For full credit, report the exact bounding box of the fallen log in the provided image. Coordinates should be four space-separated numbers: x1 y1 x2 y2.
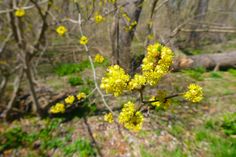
172 51 236 71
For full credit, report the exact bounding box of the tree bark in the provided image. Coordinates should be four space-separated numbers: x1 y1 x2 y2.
188 0 209 47
112 0 144 72
1 69 23 120
172 51 236 71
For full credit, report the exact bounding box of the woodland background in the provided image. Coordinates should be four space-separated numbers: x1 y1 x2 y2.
0 0 236 156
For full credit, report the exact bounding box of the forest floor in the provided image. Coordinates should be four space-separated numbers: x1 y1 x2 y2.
1 44 236 157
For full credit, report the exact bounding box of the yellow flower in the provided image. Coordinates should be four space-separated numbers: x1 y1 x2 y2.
95 14 104 23
141 43 174 86
15 8 25 17
56 25 67 36
65 95 75 105
80 36 88 45
149 91 171 110
149 96 161 108
128 74 146 90
94 54 105 63
76 92 86 101
184 84 203 103
49 103 65 114
100 65 130 96
118 101 144 132
104 113 114 123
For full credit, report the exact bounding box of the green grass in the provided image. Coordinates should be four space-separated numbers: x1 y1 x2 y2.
54 58 110 76
182 67 206 81
0 127 27 152
210 71 222 79
54 61 91 76
0 118 61 152
0 118 97 156
168 123 185 138
63 138 96 157
68 76 83 86
196 129 236 157
141 146 155 157
221 112 236 136
228 68 236 77
161 148 187 157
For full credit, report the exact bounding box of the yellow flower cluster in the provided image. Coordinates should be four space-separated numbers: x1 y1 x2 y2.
149 91 171 109
104 112 114 123
80 36 88 45
184 84 203 103
15 8 25 17
94 54 105 63
49 92 87 114
76 92 86 101
118 101 144 132
142 43 174 86
95 14 104 23
65 95 75 105
100 65 130 96
56 25 67 36
49 103 65 114
128 74 146 90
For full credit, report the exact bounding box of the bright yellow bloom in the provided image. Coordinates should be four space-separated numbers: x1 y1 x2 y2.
128 74 146 90
49 103 65 114
94 54 105 63
118 101 144 132
65 95 75 105
141 43 174 86
95 14 104 23
184 84 203 103
104 112 114 123
15 8 25 17
80 36 88 45
56 25 67 36
149 96 161 108
100 65 130 96
76 92 86 101
149 91 171 109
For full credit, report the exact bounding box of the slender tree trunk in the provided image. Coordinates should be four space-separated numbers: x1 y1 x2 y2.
1 69 23 120
24 58 42 115
145 0 159 46
112 0 144 72
0 76 8 100
188 0 209 47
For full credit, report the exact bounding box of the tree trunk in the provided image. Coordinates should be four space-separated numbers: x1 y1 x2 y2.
172 51 236 71
188 0 209 47
145 0 159 46
1 69 23 120
112 0 144 72
24 59 42 116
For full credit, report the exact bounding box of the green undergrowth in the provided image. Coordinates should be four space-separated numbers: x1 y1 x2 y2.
0 118 96 156
228 68 236 77
54 58 109 76
68 76 83 86
195 129 236 157
182 67 206 81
